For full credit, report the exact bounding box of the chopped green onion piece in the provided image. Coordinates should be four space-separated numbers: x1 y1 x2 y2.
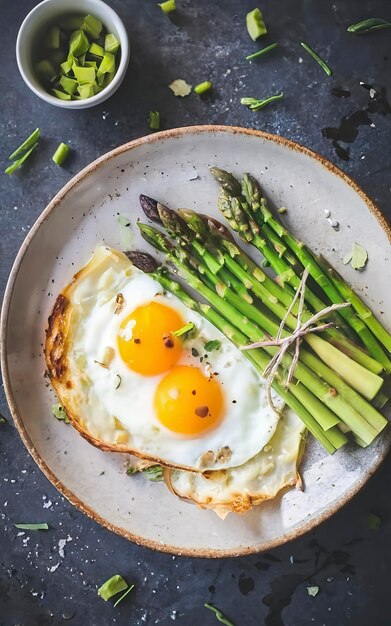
148 110 160 130
368 513 381 530
113 584 134 607
204 603 236 626
300 42 333 76
347 18 391 34
78 53 86 66
0 415 7 424
69 29 90 57
82 14 103 40
277 206 287 214
15 523 49 530
89 42 105 58
97 52 115 83
52 403 70 422
51 88 72 100
169 79 192 97
59 75 78 95
240 92 284 111
158 0 176 14
73 65 96 84
126 466 139 475
194 80 213 95
35 59 57 82
8 128 40 161
142 465 163 481
5 144 38 175
307 586 320 597
52 143 71 166
245 42 278 60
98 575 128 601
246 8 267 41
118 214 133 248
44 25 60 49
172 322 195 337
104 33 120 54
204 339 221 352
76 83 95 98
60 58 74 75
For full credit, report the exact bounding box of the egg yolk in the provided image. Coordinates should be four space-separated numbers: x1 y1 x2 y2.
154 365 224 437
118 302 184 376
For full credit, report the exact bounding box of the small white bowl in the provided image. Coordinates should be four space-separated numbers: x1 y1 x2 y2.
16 0 130 109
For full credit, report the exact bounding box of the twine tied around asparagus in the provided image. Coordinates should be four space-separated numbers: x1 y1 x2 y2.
241 268 351 412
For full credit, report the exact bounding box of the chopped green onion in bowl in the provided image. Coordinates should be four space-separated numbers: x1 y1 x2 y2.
33 14 121 101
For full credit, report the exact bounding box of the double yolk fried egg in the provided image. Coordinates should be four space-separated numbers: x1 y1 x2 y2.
45 246 284 472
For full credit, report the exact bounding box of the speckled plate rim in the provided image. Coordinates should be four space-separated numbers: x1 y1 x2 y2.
1 125 390 558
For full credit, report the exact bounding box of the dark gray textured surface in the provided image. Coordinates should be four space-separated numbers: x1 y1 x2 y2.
1 1 390 625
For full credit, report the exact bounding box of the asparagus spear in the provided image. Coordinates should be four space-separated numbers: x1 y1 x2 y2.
229 169 391 371
138 221 384 444
317 254 391 354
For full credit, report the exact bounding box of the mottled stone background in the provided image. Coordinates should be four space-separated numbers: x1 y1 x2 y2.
1 1 390 625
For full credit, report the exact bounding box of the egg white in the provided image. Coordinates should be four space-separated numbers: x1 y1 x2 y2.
60 247 283 471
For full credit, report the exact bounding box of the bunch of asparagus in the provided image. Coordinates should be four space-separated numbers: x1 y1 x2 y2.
133 169 390 454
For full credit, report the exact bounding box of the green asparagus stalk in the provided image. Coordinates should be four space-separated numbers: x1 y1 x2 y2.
238 170 391 371
317 254 391 354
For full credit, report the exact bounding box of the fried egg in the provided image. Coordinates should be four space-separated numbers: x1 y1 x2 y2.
45 246 283 471
167 408 305 517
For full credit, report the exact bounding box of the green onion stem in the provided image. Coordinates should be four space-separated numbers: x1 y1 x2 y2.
300 42 333 76
245 42 278 60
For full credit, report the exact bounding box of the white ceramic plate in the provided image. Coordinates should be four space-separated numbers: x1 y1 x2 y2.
2 126 390 557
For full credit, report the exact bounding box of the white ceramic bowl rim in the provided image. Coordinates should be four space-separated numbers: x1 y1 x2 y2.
16 0 129 109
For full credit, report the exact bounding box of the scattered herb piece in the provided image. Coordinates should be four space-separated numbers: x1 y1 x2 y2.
158 0 176 14
172 322 195 337
368 513 381 530
245 42 278 60
246 8 267 41
52 142 70 166
113 584 134 607
204 339 221 352
98 575 128 601
118 214 133 248
114 374 121 390
192 348 199 357
126 466 139 475
0 415 7 424
300 42 333 76
8 128 40 161
307 585 320 597
148 110 160 130
347 18 391 34
204 603 236 626
277 207 287 214
169 79 192 97
241 92 284 111
5 144 38 176
194 81 213 95
52 403 70 423
343 242 368 270
15 523 49 530
143 465 163 481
